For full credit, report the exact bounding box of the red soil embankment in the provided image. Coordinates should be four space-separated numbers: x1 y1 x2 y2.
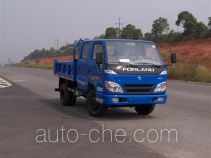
30 54 73 64
159 38 211 69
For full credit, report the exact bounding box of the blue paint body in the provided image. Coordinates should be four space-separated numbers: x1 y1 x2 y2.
54 39 168 107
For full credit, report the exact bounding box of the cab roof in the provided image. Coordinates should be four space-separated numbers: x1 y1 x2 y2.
82 39 155 44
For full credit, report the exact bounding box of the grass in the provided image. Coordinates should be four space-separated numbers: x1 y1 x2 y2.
13 61 53 69
168 63 211 83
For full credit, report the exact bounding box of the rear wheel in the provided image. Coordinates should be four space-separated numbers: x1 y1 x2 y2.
60 83 76 106
135 104 155 115
87 89 107 117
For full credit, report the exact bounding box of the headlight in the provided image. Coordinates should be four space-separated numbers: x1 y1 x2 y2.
104 69 117 74
160 70 167 75
105 81 123 93
154 82 167 92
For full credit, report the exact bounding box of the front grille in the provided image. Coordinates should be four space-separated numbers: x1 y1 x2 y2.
124 84 154 93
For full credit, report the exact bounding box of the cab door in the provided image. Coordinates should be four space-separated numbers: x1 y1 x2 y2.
77 42 90 91
86 42 104 92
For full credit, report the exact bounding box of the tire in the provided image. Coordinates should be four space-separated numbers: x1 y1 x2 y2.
87 89 107 117
60 83 76 106
135 104 155 115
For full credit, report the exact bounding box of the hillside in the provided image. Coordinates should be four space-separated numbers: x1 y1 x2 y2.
159 38 211 70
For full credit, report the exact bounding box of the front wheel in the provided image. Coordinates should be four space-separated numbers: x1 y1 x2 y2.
135 104 155 115
87 89 107 117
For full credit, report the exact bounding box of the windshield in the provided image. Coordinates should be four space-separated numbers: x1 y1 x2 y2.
106 41 164 65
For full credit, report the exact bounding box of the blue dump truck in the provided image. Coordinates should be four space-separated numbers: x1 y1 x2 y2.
54 39 176 117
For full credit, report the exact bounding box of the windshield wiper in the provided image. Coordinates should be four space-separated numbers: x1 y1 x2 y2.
108 62 131 65
108 62 138 68
108 62 162 68
133 63 162 68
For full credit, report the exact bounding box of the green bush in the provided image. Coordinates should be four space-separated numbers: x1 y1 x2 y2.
168 63 211 83
13 62 53 69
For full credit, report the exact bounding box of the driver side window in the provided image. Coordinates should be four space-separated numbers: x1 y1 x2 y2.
92 44 103 60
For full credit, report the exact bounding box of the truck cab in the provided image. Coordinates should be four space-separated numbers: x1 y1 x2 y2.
54 39 176 117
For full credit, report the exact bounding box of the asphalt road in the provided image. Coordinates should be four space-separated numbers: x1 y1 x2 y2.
0 66 210 158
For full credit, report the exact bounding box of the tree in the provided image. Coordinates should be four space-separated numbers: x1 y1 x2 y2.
121 24 143 39
176 11 198 37
22 42 75 61
194 22 208 38
94 34 105 39
208 17 211 37
151 17 170 36
208 17 211 30
144 32 155 41
50 47 55 53
59 43 73 53
166 30 182 42
105 27 118 39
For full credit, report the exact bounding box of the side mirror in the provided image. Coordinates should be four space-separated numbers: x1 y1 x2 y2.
171 53 177 64
96 52 103 65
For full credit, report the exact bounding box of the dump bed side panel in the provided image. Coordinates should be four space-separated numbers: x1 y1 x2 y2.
54 60 76 81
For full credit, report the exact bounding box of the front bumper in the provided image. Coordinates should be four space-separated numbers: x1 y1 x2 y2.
99 93 167 107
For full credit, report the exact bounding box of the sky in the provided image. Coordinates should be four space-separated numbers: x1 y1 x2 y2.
0 0 211 64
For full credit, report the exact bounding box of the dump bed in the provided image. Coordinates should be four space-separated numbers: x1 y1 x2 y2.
54 60 76 81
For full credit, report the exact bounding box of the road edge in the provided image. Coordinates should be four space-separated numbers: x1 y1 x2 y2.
169 79 211 86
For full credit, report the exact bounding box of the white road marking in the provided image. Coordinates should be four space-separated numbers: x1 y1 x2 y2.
12 79 28 82
0 77 12 88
